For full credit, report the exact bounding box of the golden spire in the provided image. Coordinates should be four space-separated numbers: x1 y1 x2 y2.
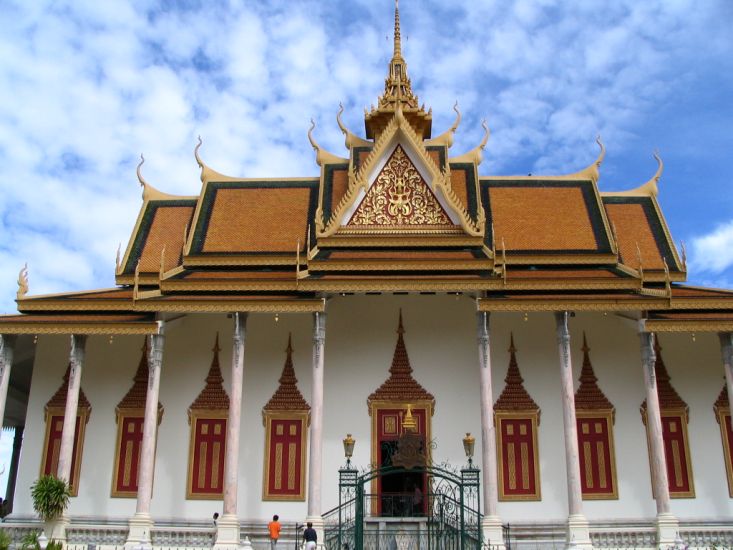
365 0 432 140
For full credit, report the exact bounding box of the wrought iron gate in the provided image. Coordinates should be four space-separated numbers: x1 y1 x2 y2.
324 464 481 550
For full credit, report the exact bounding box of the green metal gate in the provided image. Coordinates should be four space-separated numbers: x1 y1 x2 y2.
324 463 481 550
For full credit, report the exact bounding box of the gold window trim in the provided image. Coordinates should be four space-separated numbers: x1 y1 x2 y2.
262 410 309 501
576 410 618 500
642 408 695 499
369 400 434 515
40 407 90 497
495 411 541 502
111 409 162 498
186 410 228 500
716 407 733 498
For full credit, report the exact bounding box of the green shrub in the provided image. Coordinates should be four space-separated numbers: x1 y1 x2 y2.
30 475 70 522
19 532 40 550
0 529 11 550
45 541 63 550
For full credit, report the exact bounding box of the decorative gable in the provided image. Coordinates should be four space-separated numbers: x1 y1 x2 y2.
348 145 452 228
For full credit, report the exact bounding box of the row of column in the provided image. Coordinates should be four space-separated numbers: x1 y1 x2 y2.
1 316 732 549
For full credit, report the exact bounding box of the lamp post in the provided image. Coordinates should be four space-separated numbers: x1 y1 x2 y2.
463 432 475 468
343 433 355 469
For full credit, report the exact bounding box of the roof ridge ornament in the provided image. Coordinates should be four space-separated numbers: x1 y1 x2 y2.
426 102 462 147
602 150 663 198
337 103 372 148
16 263 28 300
308 118 348 166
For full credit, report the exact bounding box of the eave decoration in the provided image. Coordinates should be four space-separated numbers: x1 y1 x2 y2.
262 334 310 501
574 333 618 500
187 334 230 499
713 384 733 497
41 365 92 496
640 338 694 498
494 334 541 501
112 339 164 498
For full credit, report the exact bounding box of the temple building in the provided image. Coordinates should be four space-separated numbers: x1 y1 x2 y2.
1 3 733 550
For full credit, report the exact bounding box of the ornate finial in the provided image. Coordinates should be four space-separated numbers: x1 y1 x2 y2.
397 309 405 334
136 154 149 195
479 119 490 150
307 118 318 151
16 263 28 300
595 135 606 167
213 332 220 353
286 333 293 355
509 332 516 353
115 243 121 272
394 0 402 58
194 136 203 168
582 331 589 353
337 103 347 136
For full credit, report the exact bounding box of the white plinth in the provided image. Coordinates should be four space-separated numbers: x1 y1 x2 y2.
655 512 680 549
213 514 241 550
125 513 154 550
566 514 593 550
482 515 506 550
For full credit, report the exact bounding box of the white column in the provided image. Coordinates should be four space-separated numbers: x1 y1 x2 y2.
58 334 86 484
554 312 591 550
476 311 504 549
215 313 248 550
127 323 165 550
720 333 733 422
0 334 17 430
307 311 326 544
639 326 678 548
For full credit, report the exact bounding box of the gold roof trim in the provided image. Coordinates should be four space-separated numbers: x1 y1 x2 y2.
602 152 663 198
308 119 349 166
337 103 372 149
447 120 490 165
477 297 668 312
424 102 461 148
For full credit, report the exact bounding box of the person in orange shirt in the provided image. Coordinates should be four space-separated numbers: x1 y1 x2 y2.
268 514 281 550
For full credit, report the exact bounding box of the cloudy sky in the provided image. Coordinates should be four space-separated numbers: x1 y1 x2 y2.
0 0 732 313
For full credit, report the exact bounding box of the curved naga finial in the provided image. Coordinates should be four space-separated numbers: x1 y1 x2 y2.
447 118 490 165
425 101 462 147
595 135 606 168
308 118 348 166
602 148 662 197
566 136 604 183
479 119 490 150
17 263 28 300
337 103 372 149
307 118 318 151
136 154 149 192
115 243 122 273
194 135 204 169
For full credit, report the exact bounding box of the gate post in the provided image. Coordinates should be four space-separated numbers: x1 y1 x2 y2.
338 466 358 550
461 466 481 550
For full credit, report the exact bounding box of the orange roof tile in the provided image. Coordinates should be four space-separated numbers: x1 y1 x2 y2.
604 202 665 270
263 335 310 412
180 270 294 280
138 204 195 272
495 334 540 413
190 334 230 411
367 312 435 407
489 184 602 251
507 269 624 280
330 168 349 215
202 187 313 253
449 168 469 212
327 250 477 260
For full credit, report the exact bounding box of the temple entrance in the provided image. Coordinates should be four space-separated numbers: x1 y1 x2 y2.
324 462 482 550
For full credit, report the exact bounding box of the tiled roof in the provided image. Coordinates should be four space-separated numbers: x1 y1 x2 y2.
189 334 230 411
641 339 688 413
367 312 435 407
123 202 195 274
263 335 310 412
193 182 318 254
604 200 665 270
507 268 627 280
495 334 540 413
117 339 163 412
45 365 92 411
0 313 153 324
326 250 478 260
574 333 614 412
485 181 610 253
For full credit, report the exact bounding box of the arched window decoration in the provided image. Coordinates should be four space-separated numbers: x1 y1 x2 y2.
714 385 733 497
640 339 694 498
112 339 163 497
187 335 229 499
41 365 92 496
495 335 541 501
262 335 310 501
574 334 618 499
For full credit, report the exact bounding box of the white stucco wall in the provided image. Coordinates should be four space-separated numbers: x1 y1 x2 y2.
12 294 733 525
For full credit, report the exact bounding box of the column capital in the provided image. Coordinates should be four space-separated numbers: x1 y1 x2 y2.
313 311 326 345
476 311 489 345
719 332 733 353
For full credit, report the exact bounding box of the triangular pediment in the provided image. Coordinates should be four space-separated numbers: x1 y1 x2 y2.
347 145 453 228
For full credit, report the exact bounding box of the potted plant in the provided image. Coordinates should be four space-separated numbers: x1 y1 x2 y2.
30 475 70 543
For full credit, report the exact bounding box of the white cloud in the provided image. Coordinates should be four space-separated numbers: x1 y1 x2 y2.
689 220 733 275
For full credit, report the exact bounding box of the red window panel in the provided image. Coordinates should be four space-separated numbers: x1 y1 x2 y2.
577 417 616 498
661 414 694 496
113 416 145 495
498 417 539 499
722 413 733 496
190 418 226 497
267 419 304 497
42 414 83 494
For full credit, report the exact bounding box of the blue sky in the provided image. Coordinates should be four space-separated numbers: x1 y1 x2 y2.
1 0 732 313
